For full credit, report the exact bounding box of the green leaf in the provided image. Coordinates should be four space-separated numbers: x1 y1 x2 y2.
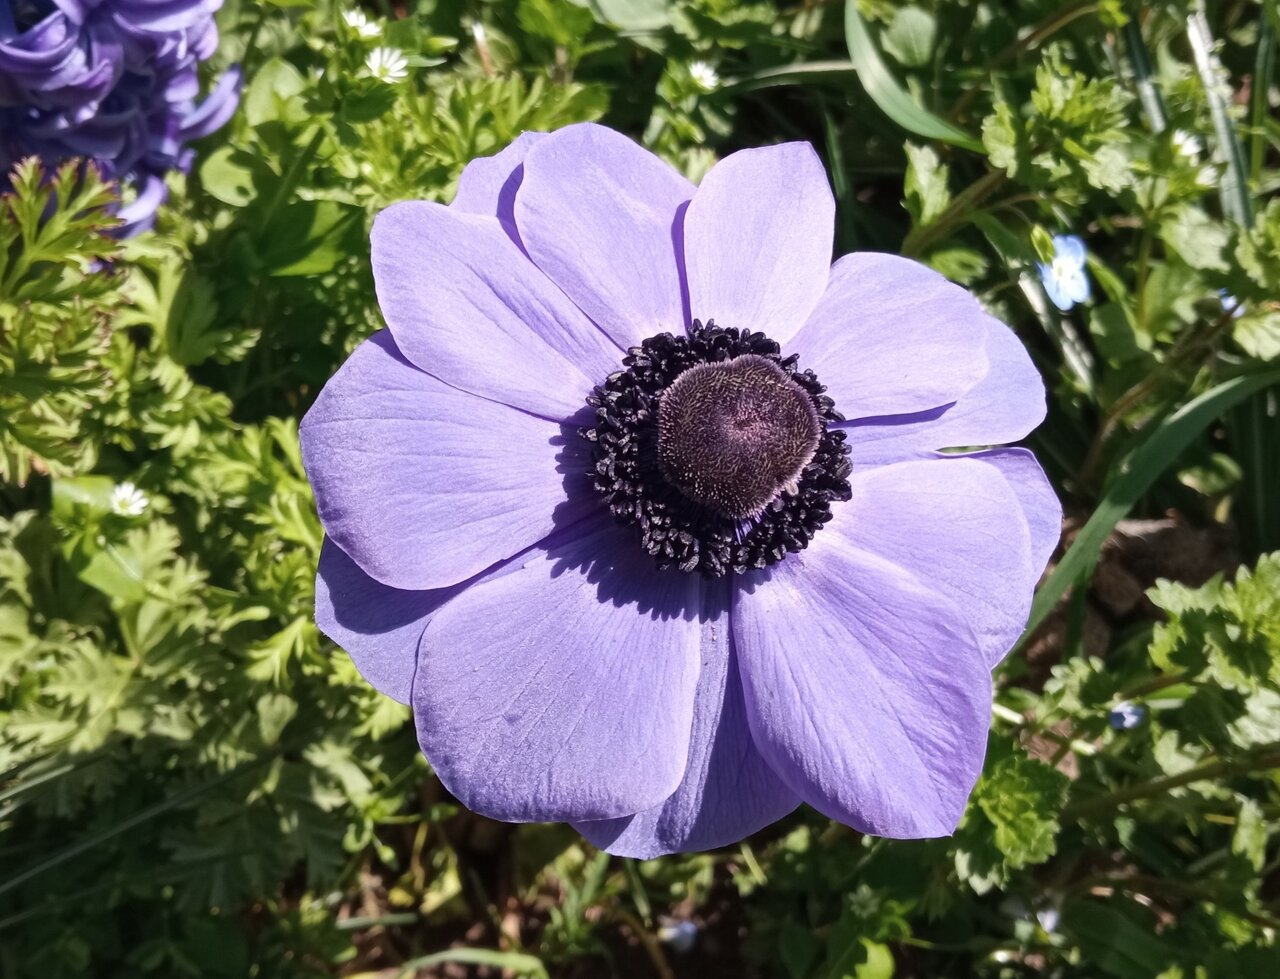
982 101 1020 175
0 759 270 900
844 3 982 152
51 475 116 522
1030 225 1056 263
256 693 298 746
519 0 597 48
823 937 893 979
258 201 362 277
1020 369 1280 643
779 919 821 979
1147 553 1280 692
925 245 988 284
722 60 862 95
1064 899 1177 979
588 0 667 32
903 143 950 225
1162 205 1232 272
881 7 936 69
1236 200 1280 290
976 753 1069 868
1089 302 1148 365
1232 798 1267 873
339 81 399 125
244 58 308 128
198 147 263 208
1235 311 1280 361
120 258 221 367
1080 143 1132 194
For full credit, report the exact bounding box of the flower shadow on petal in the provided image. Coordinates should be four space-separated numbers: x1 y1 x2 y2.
672 199 692 329
413 422 707 822
496 161 527 250
546 413 704 625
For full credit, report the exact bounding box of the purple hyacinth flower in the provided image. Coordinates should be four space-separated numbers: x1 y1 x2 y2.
0 0 238 235
300 124 1062 858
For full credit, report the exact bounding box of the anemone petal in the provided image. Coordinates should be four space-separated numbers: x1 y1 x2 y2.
414 513 704 822
575 579 799 857
516 122 693 350
683 142 834 346
788 252 991 420
300 330 594 592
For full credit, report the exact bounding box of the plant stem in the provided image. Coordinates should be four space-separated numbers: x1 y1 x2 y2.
1064 745 1280 820
947 3 1099 123
257 126 326 234
1078 305 1238 489
902 169 1006 257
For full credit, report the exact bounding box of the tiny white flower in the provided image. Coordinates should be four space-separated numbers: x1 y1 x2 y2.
343 8 380 39
110 481 149 517
1195 162 1219 186
365 46 408 84
689 60 720 92
1171 129 1203 160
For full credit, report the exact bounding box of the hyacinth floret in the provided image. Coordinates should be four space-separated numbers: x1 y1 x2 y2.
0 0 240 235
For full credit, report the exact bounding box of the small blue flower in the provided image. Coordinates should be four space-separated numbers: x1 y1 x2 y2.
1109 700 1146 730
1218 289 1245 320
1038 234 1091 312
657 920 698 954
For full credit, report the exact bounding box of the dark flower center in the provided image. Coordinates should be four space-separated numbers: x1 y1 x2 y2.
582 321 852 578
657 354 820 519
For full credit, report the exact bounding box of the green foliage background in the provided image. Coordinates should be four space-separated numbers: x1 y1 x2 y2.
2 1 1280 976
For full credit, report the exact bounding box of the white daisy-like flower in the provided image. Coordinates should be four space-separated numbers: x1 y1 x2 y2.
110 481 149 517
1171 129 1204 160
343 8 380 39
365 46 408 84
689 60 720 92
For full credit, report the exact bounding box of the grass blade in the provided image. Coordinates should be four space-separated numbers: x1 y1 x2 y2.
843 4 983 152
721 60 859 94
1187 4 1253 226
1251 8 1276 182
389 949 549 979
1123 19 1167 133
1018 368 1280 644
0 757 268 899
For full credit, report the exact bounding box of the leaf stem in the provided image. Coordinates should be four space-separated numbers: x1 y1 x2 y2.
1064 745 1280 820
257 126 326 235
901 169 1006 256
1078 305 1239 489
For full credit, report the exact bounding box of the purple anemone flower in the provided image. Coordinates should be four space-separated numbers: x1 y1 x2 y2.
0 0 239 235
300 124 1063 858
